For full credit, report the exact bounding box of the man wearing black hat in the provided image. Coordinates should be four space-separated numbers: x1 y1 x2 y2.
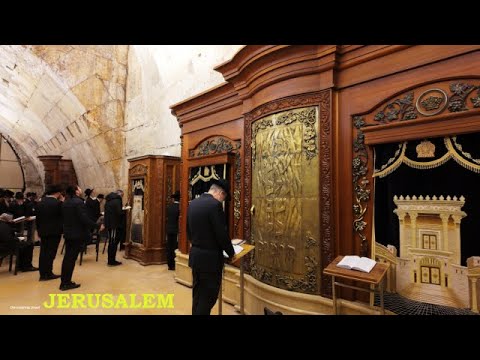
186 178 235 315
84 188 101 223
166 190 180 270
9 192 38 272
36 184 64 281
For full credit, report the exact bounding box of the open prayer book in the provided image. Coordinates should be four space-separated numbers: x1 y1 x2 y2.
336 255 376 273
122 205 132 210
232 239 246 246
12 216 26 223
223 244 243 258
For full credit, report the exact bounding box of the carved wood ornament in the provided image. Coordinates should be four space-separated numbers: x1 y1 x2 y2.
129 164 148 177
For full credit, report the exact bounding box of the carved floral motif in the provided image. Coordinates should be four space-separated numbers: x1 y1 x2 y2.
374 92 417 123
352 116 370 257
129 164 148 177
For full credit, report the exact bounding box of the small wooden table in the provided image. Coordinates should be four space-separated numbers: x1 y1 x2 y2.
323 255 390 315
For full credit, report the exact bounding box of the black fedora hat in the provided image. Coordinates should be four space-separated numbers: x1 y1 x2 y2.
171 190 180 200
212 179 231 201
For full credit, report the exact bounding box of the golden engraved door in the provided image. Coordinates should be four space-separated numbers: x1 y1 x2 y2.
421 266 441 285
250 107 320 294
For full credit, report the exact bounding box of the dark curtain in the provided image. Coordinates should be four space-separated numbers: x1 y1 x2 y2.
374 136 480 265
189 164 231 231
374 142 403 171
189 164 226 200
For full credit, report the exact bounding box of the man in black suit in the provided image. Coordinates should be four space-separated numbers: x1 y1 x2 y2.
0 213 36 271
9 192 38 272
187 179 234 315
84 188 101 223
104 189 124 266
60 185 103 291
166 190 180 270
36 184 64 281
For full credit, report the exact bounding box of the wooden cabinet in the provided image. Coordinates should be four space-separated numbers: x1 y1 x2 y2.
38 155 78 191
124 155 180 265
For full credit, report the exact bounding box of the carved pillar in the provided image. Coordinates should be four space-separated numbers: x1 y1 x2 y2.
440 213 450 253
452 214 462 265
397 211 407 257
471 278 479 313
409 212 418 249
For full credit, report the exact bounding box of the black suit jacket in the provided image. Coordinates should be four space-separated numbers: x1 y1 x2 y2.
62 196 99 240
85 197 101 222
104 192 123 229
166 202 180 234
36 196 63 237
0 221 16 253
187 193 234 272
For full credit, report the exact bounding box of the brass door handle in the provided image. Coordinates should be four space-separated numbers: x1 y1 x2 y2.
250 205 255 216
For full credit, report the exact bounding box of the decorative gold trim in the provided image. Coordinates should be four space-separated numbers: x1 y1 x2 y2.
373 143 406 178
451 136 480 165
446 137 480 173
403 151 451 170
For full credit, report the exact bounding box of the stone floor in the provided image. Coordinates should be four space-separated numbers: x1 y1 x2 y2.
0 242 238 315
374 292 479 315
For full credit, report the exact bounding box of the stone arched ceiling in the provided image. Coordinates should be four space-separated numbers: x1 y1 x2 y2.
0 45 128 194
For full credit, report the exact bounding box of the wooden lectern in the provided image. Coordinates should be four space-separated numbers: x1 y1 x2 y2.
323 255 389 315
219 244 255 315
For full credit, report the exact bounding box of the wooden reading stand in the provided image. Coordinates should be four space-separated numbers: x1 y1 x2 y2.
323 255 389 315
218 244 255 315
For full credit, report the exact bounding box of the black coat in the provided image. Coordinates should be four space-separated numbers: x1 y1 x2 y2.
36 196 63 237
9 201 26 232
187 193 234 272
85 197 101 222
104 192 123 229
24 199 36 217
62 196 98 240
0 199 9 215
166 202 180 234
0 221 15 253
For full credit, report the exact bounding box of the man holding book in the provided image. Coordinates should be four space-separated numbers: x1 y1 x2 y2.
187 179 235 315
0 213 37 272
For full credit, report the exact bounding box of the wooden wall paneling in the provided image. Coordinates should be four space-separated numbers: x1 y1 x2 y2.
171 45 480 304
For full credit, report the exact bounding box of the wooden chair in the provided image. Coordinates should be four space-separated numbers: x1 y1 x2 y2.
79 229 101 265
0 245 20 275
